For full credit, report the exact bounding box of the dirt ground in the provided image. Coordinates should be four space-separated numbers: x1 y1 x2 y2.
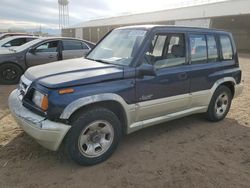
0 54 250 188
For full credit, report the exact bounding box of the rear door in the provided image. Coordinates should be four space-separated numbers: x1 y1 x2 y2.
187 33 235 108
62 40 90 60
26 40 59 67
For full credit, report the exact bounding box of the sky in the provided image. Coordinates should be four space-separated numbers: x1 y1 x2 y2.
0 0 225 30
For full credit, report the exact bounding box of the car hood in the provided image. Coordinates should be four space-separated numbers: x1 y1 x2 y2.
24 58 124 88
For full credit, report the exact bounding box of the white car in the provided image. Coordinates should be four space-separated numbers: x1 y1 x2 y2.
0 36 38 49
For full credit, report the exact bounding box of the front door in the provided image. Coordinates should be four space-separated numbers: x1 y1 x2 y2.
135 32 190 121
26 40 59 67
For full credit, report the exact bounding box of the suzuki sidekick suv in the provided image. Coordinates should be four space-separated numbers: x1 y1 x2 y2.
8 25 243 166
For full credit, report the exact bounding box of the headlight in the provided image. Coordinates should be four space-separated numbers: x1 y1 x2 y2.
32 90 48 111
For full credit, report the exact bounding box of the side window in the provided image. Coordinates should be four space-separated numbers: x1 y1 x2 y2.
144 33 186 69
207 35 219 62
220 35 233 60
4 38 26 47
63 40 83 51
35 41 59 53
190 34 207 64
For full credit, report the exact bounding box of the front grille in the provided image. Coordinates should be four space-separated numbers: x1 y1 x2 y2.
17 76 32 101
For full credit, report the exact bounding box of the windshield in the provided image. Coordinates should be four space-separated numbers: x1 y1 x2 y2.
13 38 42 52
87 29 147 66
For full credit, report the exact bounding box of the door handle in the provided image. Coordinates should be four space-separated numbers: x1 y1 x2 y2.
178 73 187 80
48 55 54 58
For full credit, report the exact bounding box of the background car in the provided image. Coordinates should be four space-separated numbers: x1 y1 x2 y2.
0 36 38 49
0 33 35 40
0 37 95 84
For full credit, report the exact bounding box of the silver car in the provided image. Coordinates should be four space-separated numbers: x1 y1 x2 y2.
0 36 38 49
0 37 95 84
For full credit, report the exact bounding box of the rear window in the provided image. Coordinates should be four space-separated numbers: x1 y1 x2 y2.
220 35 233 60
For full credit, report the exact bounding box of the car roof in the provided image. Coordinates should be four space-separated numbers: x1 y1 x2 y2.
39 37 95 44
2 35 39 40
117 25 230 34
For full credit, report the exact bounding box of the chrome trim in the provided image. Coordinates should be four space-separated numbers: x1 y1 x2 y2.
17 75 32 101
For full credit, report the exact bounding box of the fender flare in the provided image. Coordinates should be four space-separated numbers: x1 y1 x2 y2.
60 93 134 125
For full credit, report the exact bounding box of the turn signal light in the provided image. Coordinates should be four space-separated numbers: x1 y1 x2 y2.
58 88 75 95
41 96 49 111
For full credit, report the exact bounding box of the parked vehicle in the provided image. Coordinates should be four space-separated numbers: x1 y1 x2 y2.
0 36 38 49
0 37 95 84
0 33 34 40
8 25 243 166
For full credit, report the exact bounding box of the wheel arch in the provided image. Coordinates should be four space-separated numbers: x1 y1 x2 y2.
0 61 25 73
60 94 131 134
212 77 236 98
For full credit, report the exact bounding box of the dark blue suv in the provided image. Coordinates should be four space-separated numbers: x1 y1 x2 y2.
8 25 243 165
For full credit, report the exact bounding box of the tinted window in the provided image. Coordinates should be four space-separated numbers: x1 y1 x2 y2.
220 35 233 60
35 41 58 53
207 35 219 62
144 33 186 69
4 38 26 47
190 34 207 64
27 38 36 42
63 40 83 50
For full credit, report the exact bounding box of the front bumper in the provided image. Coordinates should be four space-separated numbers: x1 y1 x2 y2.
234 83 244 98
8 89 71 151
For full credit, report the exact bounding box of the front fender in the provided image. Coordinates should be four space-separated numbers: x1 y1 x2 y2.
60 93 136 127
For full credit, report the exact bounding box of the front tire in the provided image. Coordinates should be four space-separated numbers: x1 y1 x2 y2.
65 107 122 166
206 85 232 122
0 63 23 84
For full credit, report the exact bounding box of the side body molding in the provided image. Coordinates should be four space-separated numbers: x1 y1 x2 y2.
60 93 136 126
60 77 238 134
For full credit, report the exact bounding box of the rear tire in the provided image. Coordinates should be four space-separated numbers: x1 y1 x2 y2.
65 107 122 166
0 63 23 84
206 85 232 122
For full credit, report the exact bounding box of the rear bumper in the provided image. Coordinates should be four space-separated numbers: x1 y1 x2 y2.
234 83 243 98
8 89 71 151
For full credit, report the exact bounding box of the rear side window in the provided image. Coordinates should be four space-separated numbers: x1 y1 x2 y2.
220 35 233 60
207 35 219 62
190 34 207 64
63 40 83 50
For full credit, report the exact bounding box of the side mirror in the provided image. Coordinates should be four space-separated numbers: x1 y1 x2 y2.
29 48 36 54
137 63 156 77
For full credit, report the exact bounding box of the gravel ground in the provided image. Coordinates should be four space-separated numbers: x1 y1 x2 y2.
0 54 250 188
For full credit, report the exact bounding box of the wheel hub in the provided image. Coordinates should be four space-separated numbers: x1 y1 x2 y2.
89 132 102 143
78 120 114 158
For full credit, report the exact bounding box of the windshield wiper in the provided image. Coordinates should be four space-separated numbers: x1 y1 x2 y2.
93 59 111 65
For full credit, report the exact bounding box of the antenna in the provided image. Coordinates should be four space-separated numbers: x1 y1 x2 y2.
58 0 69 30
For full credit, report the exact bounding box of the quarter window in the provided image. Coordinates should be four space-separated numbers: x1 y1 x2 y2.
220 35 233 60
207 35 219 62
190 34 207 64
144 33 186 69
